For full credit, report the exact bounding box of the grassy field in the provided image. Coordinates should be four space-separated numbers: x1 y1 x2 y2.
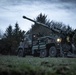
0 55 76 75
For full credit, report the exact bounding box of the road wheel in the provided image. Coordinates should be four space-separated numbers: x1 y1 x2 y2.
49 46 57 57
40 49 47 58
18 49 25 57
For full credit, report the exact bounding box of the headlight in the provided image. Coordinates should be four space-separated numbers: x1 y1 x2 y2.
66 36 70 42
57 38 62 43
33 35 36 37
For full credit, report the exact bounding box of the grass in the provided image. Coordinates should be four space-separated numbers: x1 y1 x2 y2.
0 55 76 75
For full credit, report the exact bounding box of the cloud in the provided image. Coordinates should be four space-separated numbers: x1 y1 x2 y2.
0 0 76 32
60 0 76 3
59 0 76 9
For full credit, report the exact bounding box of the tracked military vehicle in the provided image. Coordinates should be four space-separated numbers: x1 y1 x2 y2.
17 16 76 57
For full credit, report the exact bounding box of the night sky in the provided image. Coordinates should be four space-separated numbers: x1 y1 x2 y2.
0 0 76 32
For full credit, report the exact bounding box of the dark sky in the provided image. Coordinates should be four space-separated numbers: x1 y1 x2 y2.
0 0 76 32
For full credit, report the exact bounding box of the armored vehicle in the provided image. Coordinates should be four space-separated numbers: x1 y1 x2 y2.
17 16 76 57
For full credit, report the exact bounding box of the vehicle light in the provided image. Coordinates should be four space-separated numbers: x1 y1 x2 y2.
57 38 62 43
33 35 36 37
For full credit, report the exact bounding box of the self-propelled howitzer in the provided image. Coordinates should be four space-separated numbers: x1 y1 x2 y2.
17 16 76 58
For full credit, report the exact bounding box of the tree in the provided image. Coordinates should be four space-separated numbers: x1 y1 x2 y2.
12 22 25 54
28 13 51 36
1 25 13 54
13 22 25 44
13 22 20 41
14 22 20 35
36 13 51 26
0 23 25 55
4 25 13 38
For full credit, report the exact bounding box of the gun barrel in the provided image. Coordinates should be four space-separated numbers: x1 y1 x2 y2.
23 16 60 33
23 16 49 29
23 16 36 23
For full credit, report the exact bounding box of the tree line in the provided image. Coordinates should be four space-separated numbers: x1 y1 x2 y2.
0 22 25 55
0 13 76 55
